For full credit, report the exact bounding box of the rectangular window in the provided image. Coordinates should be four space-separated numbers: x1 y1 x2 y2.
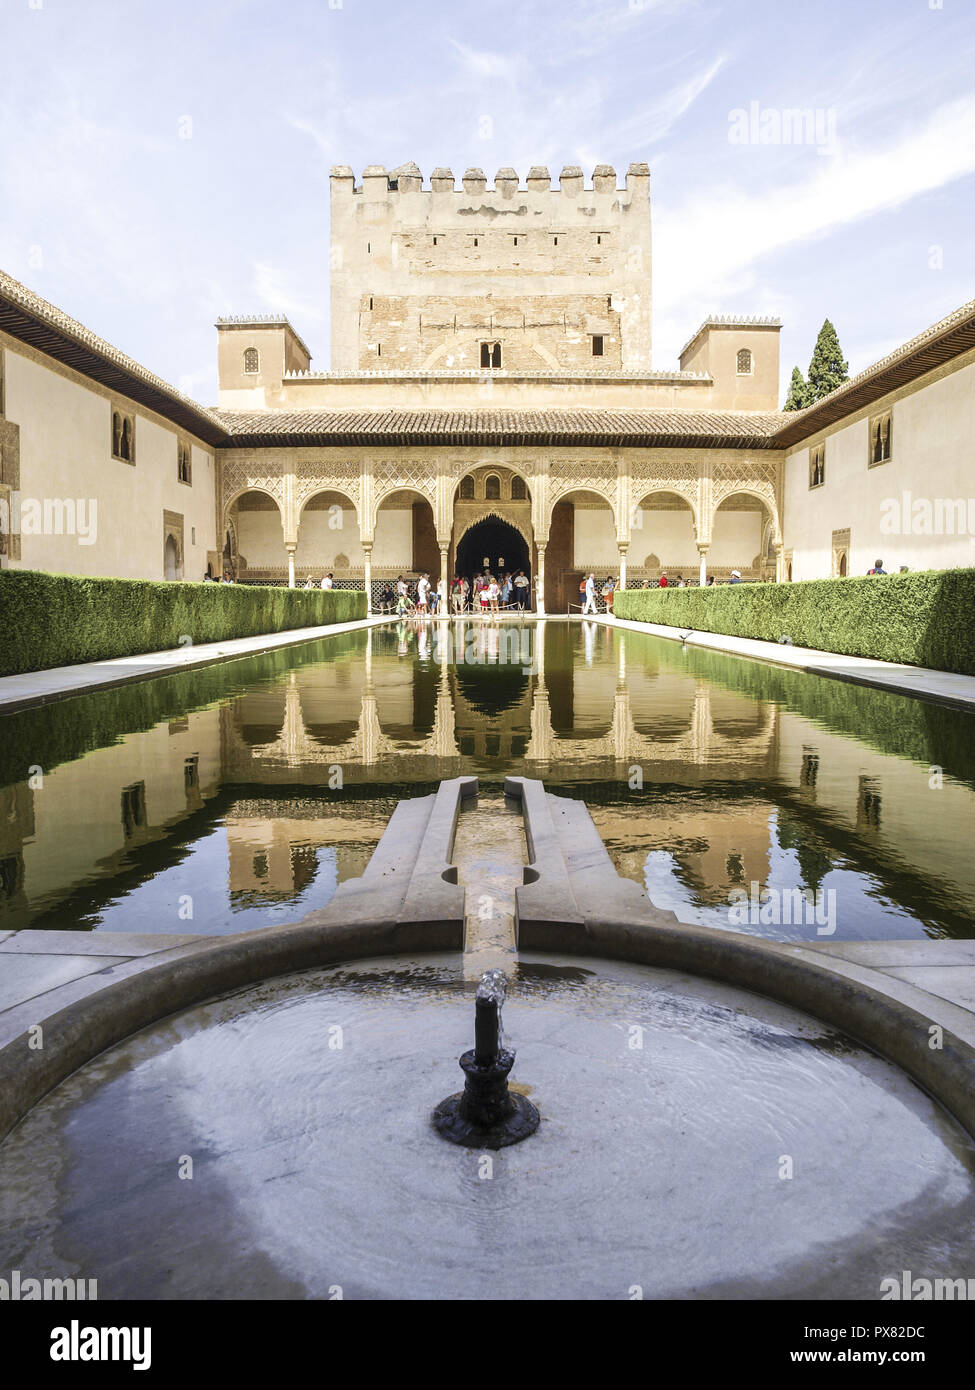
592 335 604 357
869 411 892 466
809 443 825 489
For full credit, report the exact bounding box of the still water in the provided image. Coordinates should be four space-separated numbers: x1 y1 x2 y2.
1 619 974 942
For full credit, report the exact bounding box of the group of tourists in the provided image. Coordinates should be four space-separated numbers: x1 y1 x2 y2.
376 570 532 617
579 574 619 614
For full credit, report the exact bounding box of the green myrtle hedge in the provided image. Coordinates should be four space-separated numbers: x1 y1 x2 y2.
0 571 367 677
613 569 975 675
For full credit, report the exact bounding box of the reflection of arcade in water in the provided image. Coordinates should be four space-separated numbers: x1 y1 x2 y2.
3 623 975 939
220 622 778 783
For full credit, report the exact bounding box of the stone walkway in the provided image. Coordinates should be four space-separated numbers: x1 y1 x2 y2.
0 614 394 713
594 613 975 711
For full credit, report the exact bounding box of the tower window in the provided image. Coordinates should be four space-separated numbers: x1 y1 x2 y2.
736 348 753 375
480 341 502 369
553 236 558 246
485 474 501 500
459 475 475 500
368 297 373 310
433 236 438 246
592 335 604 357
243 348 259 374
473 237 479 247
177 442 192 485
511 475 527 500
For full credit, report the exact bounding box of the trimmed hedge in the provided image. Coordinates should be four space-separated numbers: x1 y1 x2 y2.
613 569 975 675
0 571 367 677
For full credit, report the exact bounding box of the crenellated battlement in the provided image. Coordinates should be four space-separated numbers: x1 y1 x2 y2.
330 162 650 194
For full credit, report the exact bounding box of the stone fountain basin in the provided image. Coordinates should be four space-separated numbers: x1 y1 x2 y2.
0 952 972 1301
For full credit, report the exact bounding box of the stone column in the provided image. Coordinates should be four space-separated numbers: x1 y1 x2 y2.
362 543 373 612
697 544 709 588
439 544 449 601
286 543 296 590
535 543 546 615
617 544 628 592
774 544 785 583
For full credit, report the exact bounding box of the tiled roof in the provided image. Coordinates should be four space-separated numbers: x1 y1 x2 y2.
679 316 782 360
216 407 786 448
0 268 226 445
773 296 975 448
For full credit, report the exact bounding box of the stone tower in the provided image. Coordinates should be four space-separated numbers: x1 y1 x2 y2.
328 162 652 374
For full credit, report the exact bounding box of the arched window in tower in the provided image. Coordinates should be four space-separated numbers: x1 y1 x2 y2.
120 418 133 462
485 474 501 500
243 347 260 375
459 475 475 500
112 412 122 458
736 348 753 375
480 341 502 369
870 411 892 465
511 475 527 501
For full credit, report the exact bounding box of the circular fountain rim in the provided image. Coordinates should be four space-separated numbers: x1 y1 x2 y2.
0 912 973 1146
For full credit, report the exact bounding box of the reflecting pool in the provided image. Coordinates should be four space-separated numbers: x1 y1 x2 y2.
1 619 974 941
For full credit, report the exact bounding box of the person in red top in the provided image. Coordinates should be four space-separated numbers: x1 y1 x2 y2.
659 572 669 588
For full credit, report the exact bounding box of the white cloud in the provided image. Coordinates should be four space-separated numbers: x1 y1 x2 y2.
253 262 324 323
654 93 975 362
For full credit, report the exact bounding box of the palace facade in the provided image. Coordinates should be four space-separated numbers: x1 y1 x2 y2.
1 161 973 606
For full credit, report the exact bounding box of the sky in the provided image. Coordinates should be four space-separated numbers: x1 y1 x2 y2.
0 0 973 406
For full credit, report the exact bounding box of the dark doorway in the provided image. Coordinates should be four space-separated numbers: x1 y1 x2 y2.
456 517 529 585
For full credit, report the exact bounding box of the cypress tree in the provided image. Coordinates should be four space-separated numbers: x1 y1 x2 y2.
783 365 810 411
806 319 849 401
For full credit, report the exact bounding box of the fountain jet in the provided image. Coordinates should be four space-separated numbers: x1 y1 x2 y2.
433 970 540 1149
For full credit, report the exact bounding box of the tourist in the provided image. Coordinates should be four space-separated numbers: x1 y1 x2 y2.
379 583 395 613
706 575 715 587
450 576 464 613
582 572 598 615
514 569 529 609
676 575 685 588
320 573 333 590
868 558 887 575
416 572 431 614
601 575 615 611
487 575 500 613
500 572 512 608
729 570 742 584
473 572 487 608
659 572 669 588
460 575 470 610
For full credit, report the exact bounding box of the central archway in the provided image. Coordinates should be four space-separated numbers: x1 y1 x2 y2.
456 517 530 584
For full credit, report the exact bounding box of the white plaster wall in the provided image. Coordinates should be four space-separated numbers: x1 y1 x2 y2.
4 346 216 579
372 508 413 569
573 507 617 567
710 509 763 568
237 509 285 568
295 508 363 568
783 358 975 579
630 506 698 569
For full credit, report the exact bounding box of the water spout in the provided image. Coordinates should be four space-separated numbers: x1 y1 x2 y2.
432 970 540 1149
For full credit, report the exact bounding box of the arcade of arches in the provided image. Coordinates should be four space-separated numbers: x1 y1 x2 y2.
218 452 783 610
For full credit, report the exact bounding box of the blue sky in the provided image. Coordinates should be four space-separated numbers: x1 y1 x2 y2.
1 0 973 405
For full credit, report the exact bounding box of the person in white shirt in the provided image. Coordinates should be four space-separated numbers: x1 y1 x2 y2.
416 573 431 614
582 572 598 615
320 573 333 590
